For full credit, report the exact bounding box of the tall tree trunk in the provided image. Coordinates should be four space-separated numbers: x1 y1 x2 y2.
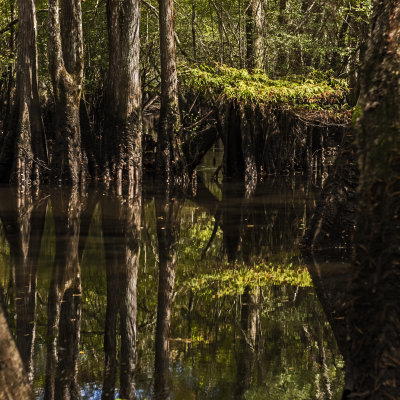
0 304 32 400
154 190 183 399
103 0 142 194
246 0 264 71
157 0 188 185
0 0 47 187
48 0 87 185
345 2 400 398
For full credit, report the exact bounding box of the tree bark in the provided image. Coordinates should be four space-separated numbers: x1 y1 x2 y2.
0 0 47 187
103 0 142 194
345 2 400 398
157 0 187 186
48 0 87 185
246 0 264 71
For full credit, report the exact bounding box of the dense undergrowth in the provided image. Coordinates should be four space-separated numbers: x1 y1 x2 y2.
180 63 351 116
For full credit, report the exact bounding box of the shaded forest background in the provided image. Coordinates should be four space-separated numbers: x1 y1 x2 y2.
0 0 372 187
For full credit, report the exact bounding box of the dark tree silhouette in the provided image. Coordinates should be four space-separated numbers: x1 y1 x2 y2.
345 2 400 398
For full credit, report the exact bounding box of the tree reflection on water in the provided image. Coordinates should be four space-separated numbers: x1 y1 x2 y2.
0 177 345 399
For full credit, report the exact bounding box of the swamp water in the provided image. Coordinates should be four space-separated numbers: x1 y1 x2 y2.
0 152 346 399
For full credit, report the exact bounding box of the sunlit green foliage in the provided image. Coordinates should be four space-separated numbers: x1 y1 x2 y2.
180 63 349 111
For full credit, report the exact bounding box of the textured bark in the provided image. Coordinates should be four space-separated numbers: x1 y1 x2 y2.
157 0 187 185
0 0 46 187
345 2 400 398
101 192 141 400
0 305 32 400
44 189 82 400
48 0 87 185
246 0 264 71
103 0 142 193
154 190 183 399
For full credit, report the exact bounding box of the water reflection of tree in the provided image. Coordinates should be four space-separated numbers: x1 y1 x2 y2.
217 178 335 399
101 193 141 400
220 181 259 399
0 304 32 399
154 188 183 400
44 189 86 400
0 189 47 382
0 189 46 399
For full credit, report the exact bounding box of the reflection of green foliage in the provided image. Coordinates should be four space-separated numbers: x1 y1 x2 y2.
180 263 312 298
179 204 222 263
0 182 344 399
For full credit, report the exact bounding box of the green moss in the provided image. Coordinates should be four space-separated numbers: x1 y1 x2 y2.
179 63 349 114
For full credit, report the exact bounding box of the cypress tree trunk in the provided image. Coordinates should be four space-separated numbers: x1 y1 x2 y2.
345 2 400 398
103 0 142 194
48 0 87 185
0 0 47 187
157 0 187 185
246 0 264 71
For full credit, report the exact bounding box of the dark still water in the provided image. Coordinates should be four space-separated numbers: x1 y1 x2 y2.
0 165 345 399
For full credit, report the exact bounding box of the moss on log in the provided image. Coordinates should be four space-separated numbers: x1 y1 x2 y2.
180 63 351 120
